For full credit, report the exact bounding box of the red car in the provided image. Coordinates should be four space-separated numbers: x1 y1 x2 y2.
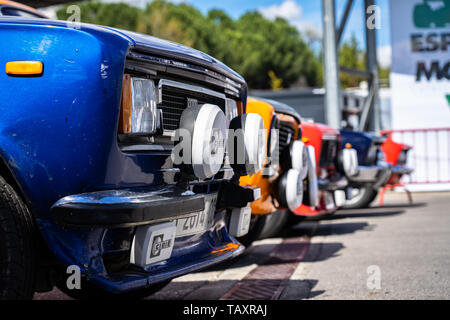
381 133 413 186
292 121 352 217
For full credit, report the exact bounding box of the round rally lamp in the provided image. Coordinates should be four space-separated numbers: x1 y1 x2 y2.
276 169 304 211
176 103 227 179
339 147 359 177
280 140 308 180
229 113 266 176
290 140 309 179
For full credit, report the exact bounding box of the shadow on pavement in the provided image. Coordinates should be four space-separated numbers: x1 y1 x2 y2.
368 202 427 209
285 220 375 237
205 241 344 273
324 209 405 220
148 278 325 300
312 222 374 236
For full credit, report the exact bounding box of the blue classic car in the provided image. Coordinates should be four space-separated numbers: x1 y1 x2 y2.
0 17 265 299
339 130 392 209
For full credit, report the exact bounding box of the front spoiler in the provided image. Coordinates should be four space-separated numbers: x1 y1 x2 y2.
51 186 205 228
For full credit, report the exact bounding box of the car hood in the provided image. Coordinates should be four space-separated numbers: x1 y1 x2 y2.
0 17 245 84
107 28 244 83
253 97 302 124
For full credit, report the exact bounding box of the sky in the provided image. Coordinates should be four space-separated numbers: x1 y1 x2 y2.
45 0 393 67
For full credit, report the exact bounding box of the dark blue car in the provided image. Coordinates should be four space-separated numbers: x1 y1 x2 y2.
340 130 392 208
0 17 265 299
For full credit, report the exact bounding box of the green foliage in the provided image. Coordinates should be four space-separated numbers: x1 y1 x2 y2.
338 35 366 88
56 1 322 90
57 1 139 31
379 66 390 87
337 35 391 88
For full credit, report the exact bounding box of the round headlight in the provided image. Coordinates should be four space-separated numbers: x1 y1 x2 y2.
228 113 266 176
280 139 308 180
276 169 304 211
340 148 359 177
290 140 309 179
175 103 227 179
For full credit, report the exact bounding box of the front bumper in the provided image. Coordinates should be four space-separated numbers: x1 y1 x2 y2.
89 227 244 293
46 183 256 293
51 186 206 228
318 175 348 191
391 165 413 176
348 162 392 189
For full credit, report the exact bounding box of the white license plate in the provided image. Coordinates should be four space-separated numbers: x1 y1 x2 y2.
175 193 216 238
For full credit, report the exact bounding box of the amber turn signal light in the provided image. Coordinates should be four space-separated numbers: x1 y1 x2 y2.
6 61 43 76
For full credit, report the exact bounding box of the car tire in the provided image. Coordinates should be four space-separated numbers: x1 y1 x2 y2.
237 214 267 247
56 279 170 300
342 184 378 209
258 210 289 240
237 210 289 247
0 176 37 300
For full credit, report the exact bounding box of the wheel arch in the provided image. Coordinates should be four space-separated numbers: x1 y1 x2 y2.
0 153 31 209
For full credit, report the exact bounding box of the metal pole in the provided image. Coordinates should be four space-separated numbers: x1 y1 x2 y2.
322 0 341 129
337 0 355 46
364 0 381 132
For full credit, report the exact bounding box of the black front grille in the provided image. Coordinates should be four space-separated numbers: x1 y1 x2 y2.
320 139 338 167
279 121 295 152
159 84 226 131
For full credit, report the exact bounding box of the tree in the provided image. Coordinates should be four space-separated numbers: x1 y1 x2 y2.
57 1 139 31
338 35 366 88
56 1 322 90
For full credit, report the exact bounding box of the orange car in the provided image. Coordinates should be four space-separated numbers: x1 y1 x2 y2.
238 97 316 245
0 0 47 18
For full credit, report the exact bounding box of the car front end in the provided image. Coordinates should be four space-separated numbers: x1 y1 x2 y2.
340 130 392 209
296 122 349 215
0 18 265 297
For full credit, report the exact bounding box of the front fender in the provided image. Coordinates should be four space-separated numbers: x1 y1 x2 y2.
0 23 132 219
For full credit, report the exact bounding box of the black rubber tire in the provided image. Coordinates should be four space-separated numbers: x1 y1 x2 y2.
258 210 289 239
56 278 170 300
343 184 378 209
0 176 37 300
237 214 267 247
238 210 289 247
